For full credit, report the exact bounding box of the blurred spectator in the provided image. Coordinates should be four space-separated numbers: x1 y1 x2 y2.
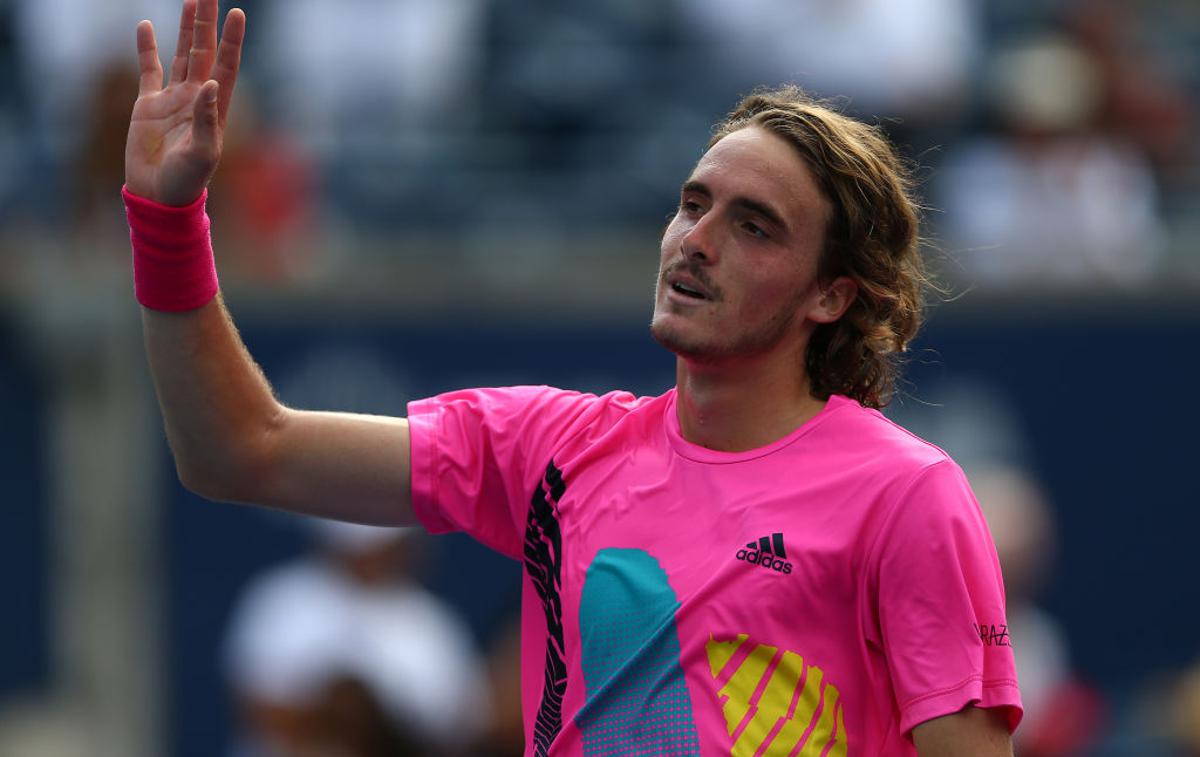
476 0 690 228
1170 662 1200 756
72 63 139 238
256 0 485 148
11 0 179 228
253 0 487 228
207 83 319 283
1066 0 1195 190
972 465 1105 756
223 522 491 757
979 0 1069 42
481 0 680 163
13 0 177 154
935 33 1167 287
680 0 980 132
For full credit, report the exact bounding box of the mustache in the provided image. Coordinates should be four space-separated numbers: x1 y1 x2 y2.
662 261 722 301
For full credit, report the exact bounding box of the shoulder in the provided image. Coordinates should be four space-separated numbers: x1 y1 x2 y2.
411 384 662 421
820 395 956 478
410 384 668 444
813 397 981 544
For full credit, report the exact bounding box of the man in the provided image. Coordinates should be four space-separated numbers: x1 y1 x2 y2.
124 1 1022 754
224 524 491 756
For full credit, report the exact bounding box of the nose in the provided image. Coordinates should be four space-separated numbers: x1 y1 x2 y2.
680 212 719 264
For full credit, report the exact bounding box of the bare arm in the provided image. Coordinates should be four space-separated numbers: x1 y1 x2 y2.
912 705 1013 757
128 0 413 525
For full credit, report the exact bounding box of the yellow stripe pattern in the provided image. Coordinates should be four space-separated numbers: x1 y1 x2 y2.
706 635 847 756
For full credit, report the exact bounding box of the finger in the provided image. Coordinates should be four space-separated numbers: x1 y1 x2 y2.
168 0 197 85
187 0 219 84
191 80 221 159
136 21 164 95
212 9 245 128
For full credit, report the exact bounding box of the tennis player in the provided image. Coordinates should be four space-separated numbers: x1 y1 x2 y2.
123 1 1022 754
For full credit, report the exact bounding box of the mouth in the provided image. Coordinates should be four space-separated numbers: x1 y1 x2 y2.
664 267 715 302
670 281 708 300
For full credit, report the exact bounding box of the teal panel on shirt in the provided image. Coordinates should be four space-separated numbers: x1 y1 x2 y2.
576 548 701 755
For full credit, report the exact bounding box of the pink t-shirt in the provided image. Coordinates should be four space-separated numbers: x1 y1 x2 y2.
408 387 1021 756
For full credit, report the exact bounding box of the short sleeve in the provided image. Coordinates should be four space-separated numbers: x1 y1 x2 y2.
406 385 606 559
872 460 1023 736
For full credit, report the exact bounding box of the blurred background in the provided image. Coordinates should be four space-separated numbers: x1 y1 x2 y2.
1 0 1199 754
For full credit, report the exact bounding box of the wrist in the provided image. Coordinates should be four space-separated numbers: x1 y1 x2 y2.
123 185 219 311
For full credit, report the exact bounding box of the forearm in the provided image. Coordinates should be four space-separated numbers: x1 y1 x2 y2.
142 295 283 502
142 297 415 524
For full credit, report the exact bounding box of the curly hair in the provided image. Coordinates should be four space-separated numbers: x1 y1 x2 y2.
710 86 929 409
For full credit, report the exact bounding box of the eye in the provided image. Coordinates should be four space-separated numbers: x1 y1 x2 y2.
742 221 768 239
680 199 704 215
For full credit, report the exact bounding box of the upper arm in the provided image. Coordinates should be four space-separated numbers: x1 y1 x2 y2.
872 461 1022 733
245 407 415 526
912 705 1013 757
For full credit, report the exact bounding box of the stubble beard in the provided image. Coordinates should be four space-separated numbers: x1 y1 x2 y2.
650 314 714 362
650 298 802 366
648 260 810 365
649 262 731 362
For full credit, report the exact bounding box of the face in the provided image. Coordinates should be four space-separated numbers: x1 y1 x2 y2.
651 126 847 366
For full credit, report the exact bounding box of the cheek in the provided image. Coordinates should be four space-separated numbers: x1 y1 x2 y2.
658 236 672 266
660 220 682 260
735 270 810 320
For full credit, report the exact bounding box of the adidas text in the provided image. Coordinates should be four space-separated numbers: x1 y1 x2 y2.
735 549 793 574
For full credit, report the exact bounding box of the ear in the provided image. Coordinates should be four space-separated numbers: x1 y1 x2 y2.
807 276 857 324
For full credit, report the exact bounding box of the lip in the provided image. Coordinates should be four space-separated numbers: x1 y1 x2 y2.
665 285 710 307
665 270 713 302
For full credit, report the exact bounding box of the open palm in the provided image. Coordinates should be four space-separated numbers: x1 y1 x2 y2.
125 0 245 206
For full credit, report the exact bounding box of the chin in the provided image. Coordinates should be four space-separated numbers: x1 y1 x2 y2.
650 317 688 353
651 315 798 367
650 318 720 362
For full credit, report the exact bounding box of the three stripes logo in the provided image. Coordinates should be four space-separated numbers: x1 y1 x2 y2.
735 533 793 574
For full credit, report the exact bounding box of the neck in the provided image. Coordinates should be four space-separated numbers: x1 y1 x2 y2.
673 351 827 452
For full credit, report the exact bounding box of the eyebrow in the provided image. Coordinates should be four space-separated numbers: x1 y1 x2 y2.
681 180 789 234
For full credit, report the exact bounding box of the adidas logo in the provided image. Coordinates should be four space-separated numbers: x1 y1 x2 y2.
735 533 793 574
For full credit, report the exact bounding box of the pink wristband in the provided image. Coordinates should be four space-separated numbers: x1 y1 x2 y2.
122 185 219 311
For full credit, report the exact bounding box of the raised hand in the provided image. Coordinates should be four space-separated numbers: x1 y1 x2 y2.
125 0 245 206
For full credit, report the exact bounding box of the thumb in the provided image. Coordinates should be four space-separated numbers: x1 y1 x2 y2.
191 80 221 158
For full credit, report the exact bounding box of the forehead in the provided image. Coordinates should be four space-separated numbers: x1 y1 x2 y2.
690 126 831 229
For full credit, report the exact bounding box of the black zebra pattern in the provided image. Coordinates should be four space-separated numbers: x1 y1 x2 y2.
524 461 568 756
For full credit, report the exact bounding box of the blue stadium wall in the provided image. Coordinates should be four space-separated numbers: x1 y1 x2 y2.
2 300 1197 755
